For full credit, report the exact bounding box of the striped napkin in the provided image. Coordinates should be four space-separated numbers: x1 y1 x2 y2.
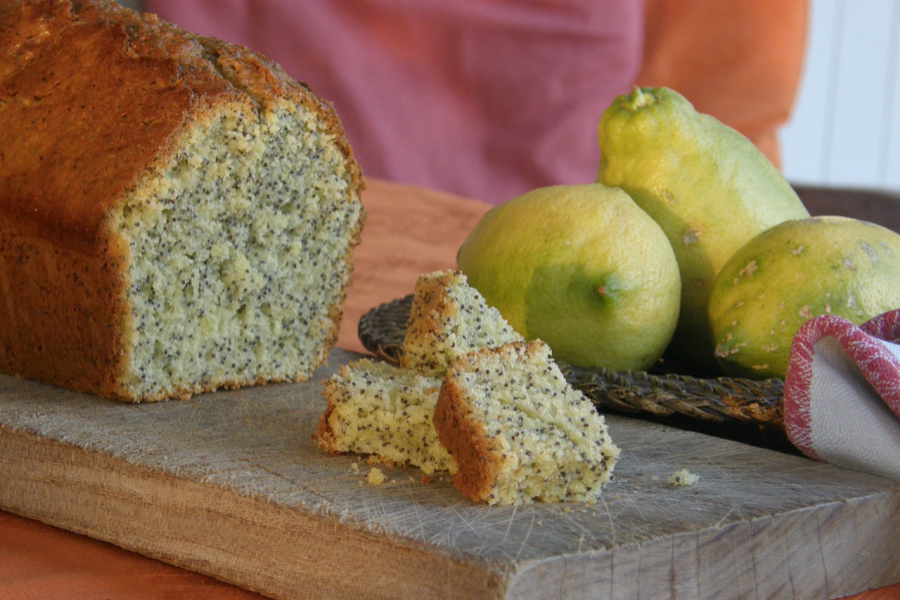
784 309 900 482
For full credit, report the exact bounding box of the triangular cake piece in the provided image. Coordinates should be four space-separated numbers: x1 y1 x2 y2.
400 270 523 376
434 341 620 505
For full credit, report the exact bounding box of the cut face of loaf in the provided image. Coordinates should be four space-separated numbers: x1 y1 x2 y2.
314 359 457 475
112 99 362 401
434 341 620 505
401 270 523 376
0 1 364 401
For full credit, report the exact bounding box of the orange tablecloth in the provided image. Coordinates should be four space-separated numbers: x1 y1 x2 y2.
1 179 897 599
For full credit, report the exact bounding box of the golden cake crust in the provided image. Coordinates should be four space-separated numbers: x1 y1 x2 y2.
314 365 352 454
0 0 364 401
0 0 361 247
433 376 501 502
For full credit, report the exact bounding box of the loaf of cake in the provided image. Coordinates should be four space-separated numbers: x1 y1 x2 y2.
0 1 364 401
314 359 457 475
434 341 620 505
401 270 523 376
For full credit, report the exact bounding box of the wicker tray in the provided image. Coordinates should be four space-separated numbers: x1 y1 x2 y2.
358 295 796 452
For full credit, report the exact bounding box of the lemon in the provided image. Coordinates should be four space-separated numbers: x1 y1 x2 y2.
708 216 900 379
456 183 681 371
597 87 810 373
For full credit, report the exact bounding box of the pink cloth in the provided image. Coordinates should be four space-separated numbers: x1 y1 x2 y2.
785 311 900 482
144 0 642 204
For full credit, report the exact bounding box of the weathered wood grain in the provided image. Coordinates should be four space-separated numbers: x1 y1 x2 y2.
1 348 899 600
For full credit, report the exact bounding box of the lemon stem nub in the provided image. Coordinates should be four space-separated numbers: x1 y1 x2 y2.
623 86 655 111
597 286 607 296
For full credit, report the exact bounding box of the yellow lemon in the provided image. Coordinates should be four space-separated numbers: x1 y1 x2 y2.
597 87 810 373
708 216 900 379
456 183 681 371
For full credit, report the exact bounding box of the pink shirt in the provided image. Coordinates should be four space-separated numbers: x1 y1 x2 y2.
145 1 642 204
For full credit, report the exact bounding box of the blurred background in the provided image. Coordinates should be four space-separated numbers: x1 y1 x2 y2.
115 0 899 195
778 0 900 192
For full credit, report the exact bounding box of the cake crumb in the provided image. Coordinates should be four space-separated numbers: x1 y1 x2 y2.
366 467 386 486
669 469 699 487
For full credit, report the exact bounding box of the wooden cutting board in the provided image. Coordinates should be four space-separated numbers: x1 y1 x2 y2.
1 348 898 600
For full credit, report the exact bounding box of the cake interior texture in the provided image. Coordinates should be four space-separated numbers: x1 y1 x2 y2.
435 341 620 505
401 270 523 376
315 359 457 475
113 100 362 401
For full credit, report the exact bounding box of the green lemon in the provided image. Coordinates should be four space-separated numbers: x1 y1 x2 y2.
456 183 681 371
597 87 810 374
708 216 900 379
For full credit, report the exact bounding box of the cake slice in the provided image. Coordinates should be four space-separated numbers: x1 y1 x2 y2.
314 359 457 475
0 1 364 401
434 341 620 505
314 271 520 474
400 270 523 376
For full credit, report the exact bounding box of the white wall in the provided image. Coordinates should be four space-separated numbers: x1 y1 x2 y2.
779 0 900 191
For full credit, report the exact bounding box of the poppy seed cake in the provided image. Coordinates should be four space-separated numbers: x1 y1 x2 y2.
434 341 620 505
0 0 364 401
314 359 457 475
401 270 523 376
313 270 520 475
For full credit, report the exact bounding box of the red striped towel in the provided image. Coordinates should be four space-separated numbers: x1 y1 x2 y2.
784 310 900 482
